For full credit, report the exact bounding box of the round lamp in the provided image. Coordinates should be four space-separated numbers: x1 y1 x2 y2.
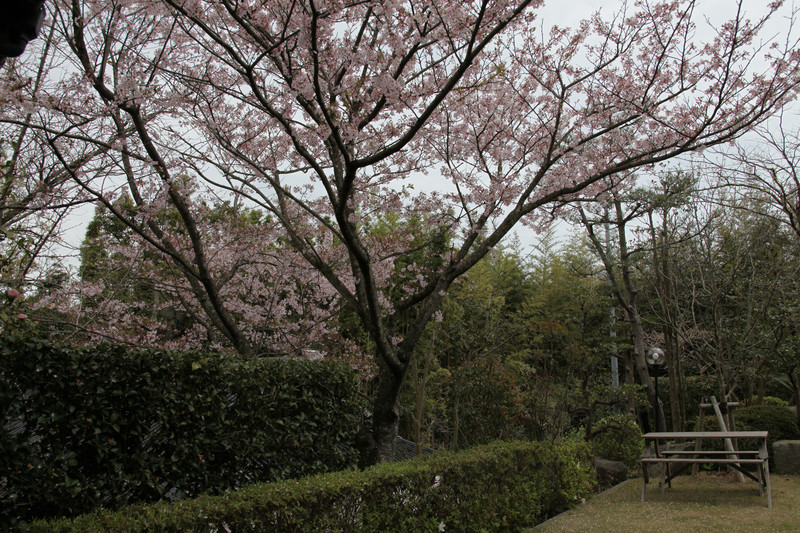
646 347 665 367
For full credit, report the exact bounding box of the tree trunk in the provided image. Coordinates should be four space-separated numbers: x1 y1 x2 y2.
664 325 685 431
616 199 664 432
789 368 800 428
579 202 664 430
657 226 685 431
365 363 407 466
630 311 666 431
412 328 436 456
410 353 423 456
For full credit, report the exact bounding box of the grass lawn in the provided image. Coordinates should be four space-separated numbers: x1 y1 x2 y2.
527 473 800 532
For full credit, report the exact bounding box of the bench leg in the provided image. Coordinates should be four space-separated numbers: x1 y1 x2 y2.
757 463 764 497
641 475 646 502
764 461 772 509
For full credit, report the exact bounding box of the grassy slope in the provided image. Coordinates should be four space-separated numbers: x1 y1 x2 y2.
527 473 800 533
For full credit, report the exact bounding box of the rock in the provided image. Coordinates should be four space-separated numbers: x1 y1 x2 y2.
773 440 800 475
594 457 627 486
640 441 696 480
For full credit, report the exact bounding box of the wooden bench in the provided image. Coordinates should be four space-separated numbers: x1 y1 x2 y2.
640 431 771 508
661 450 760 456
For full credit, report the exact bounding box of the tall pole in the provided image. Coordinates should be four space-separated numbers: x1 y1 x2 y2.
654 373 659 433
647 347 666 432
605 207 619 388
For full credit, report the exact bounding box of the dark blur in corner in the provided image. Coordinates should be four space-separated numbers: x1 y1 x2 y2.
0 1 47 69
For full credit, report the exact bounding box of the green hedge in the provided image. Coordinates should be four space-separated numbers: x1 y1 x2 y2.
25 438 596 533
702 404 800 467
590 413 644 470
681 374 717 428
0 335 363 527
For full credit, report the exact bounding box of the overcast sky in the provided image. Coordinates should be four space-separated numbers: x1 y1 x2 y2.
538 0 794 31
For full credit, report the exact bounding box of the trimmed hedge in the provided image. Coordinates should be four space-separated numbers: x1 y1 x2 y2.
25 438 596 533
0 335 363 527
590 413 644 470
702 404 800 467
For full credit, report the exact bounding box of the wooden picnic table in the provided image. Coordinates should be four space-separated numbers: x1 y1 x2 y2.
639 431 771 508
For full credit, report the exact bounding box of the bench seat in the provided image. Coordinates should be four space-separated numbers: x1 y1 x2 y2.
640 457 765 464
660 450 760 456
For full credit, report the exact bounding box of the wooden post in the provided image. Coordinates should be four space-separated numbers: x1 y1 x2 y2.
709 396 745 483
692 405 705 476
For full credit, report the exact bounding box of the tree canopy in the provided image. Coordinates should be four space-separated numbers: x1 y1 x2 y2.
2 0 799 462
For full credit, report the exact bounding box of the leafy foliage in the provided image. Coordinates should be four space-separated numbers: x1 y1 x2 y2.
5 0 795 463
682 375 719 427
703 404 800 467
734 405 800 466
24 438 595 533
512 363 575 442
589 414 644 470
757 396 790 407
0 336 363 527
449 358 524 448
396 241 628 450
435 246 533 369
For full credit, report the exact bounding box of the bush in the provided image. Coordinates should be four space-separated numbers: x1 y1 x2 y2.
0 335 363 527
24 438 596 533
736 404 800 447
702 404 800 467
754 396 789 407
590 413 644 469
448 359 524 448
683 374 718 426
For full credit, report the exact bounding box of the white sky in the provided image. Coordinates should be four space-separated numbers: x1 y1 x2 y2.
538 0 793 29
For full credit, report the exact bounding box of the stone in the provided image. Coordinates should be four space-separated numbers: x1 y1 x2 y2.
639 441 696 480
594 456 627 486
773 440 800 475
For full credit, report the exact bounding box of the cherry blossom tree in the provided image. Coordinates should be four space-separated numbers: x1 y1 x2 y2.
1 19 90 297
6 0 274 356
38 197 353 360
8 0 800 463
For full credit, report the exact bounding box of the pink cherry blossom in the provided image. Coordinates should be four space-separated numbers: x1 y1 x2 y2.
6 0 798 464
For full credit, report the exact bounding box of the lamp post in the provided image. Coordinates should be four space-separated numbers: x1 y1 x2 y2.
646 347 666 432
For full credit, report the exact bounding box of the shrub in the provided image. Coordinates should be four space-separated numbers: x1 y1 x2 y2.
702 404 800 467
23 438 596 533
735 404 800 444
448 359 524 448
0 335 363 528
683 374 718 426
590 413 644 469
755 396 790 407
